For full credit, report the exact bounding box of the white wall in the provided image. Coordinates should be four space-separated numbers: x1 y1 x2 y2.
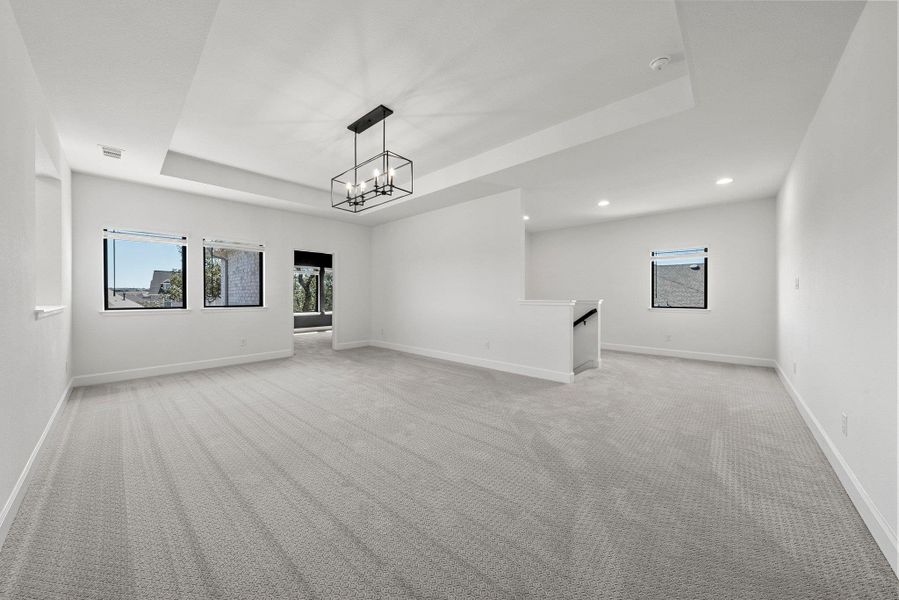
528 198 777 365
0 1 73 547
371 189 576 381
776 1 897 572
72 174 371 383
35 176 63 306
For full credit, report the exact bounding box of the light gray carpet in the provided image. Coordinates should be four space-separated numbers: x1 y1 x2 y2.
0 332 895 599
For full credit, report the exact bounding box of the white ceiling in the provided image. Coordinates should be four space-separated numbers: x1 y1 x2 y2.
519 0 865 230
10 1 863 229
171 1 686 185
9 0 221 192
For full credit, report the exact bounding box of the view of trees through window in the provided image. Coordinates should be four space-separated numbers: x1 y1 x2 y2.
293 266 319 313
104 232 186 310
293 265 333 313
323 268 333 312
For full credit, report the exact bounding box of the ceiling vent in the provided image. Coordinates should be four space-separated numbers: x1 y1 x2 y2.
100 145 123 159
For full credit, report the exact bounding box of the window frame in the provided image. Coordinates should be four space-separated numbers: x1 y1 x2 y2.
103 229 188 311
202 239 265 309
293 265 322 315
650 246 708 310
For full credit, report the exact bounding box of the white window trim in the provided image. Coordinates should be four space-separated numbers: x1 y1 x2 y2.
202 238 266 251
103 229 187 245
649 245 708 260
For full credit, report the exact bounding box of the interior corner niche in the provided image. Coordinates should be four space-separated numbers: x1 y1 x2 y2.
34 131 63 308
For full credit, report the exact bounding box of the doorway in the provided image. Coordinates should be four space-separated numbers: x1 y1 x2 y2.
293 250 333 331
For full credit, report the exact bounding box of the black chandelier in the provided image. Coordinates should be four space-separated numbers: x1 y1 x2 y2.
331 105 413 213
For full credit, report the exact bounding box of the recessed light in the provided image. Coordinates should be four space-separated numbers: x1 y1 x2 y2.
716 177 734 185
597 199 611 207
523 215 530 221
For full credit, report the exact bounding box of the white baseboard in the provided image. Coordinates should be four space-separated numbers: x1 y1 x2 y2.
333 340 371 350
603 343 775 368
72 349 294 387
370 340 574 383
775 364 897 575
574 359 600 372
0 379 73 552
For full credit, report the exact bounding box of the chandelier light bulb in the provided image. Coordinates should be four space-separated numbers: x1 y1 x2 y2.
360 180 366 191
388 168 396 184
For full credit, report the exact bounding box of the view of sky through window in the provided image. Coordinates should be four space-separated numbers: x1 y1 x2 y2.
106 239 183 289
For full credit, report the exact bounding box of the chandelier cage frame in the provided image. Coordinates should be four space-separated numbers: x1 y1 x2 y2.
330 105 413 213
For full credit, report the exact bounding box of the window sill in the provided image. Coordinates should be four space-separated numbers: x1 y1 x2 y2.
202 306 268 312
101 309 191 316
293 312 325 316
34 305 66 319
647 307 710 313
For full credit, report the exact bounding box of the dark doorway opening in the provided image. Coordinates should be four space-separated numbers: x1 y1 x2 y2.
293 250 333 330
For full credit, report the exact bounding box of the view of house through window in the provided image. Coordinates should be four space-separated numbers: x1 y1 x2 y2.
204 241 264 307
104 230 188 310
651 247 708 309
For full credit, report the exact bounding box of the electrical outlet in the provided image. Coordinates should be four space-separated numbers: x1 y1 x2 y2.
240 338 247 347
665 335 672 342
792 361 797 375
841 413 848 437
794 276 800 290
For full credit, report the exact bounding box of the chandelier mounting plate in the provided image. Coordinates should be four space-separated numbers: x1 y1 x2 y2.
347 104 394 134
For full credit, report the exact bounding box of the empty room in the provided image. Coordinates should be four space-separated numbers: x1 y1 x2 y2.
1 1 896 598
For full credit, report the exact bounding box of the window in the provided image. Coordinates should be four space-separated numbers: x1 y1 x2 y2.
293 266 319 313
651 247 708 309
203 240 264 307
104 229 187 310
